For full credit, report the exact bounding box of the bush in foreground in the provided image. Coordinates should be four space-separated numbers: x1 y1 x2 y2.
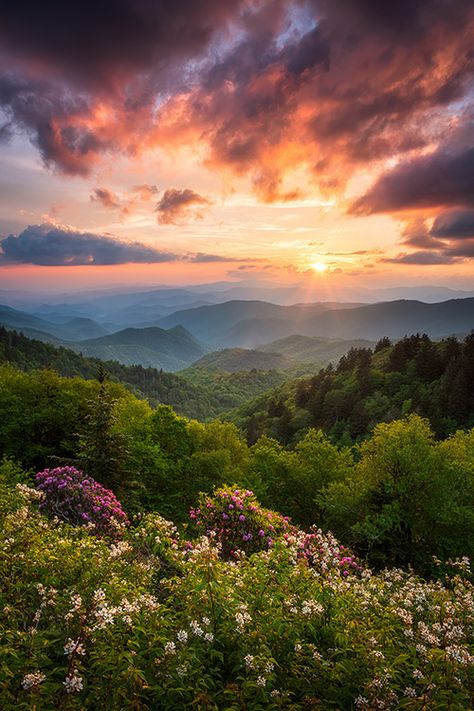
1 472 473 709
36 466 129 538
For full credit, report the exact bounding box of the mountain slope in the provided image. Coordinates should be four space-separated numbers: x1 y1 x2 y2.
227 333 474 445
158 298 474 347
257 335 376 363
0 326 289 420
72 325 209 371
0 304 109 342
189 348 296 372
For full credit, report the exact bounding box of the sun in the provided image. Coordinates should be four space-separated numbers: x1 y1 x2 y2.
311 261 327 273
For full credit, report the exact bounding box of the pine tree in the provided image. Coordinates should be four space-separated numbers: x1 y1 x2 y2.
76 366 129 490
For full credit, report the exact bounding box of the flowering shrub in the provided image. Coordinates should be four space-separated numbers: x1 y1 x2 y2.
189 486 292 559
36 466 128 538
1 472 473 709
290 526 363 577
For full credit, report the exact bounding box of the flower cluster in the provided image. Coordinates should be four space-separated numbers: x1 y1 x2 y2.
189 486 291 559
35 466 128 538
288 526 362 577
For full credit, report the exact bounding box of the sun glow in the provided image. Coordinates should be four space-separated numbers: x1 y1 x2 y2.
311 261 327 273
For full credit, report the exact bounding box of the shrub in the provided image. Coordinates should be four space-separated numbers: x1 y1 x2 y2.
189 486 292 559
36 466 128 538
289 527 362 577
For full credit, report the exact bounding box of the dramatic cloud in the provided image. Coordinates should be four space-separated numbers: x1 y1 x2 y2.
431 209 474 238
156 189 211 224
0 0 472 196
0 224 249 266
0 224 180 265
383 211 474 265
351 145 474 214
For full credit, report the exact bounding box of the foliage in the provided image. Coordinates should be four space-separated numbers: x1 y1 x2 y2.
228 333 474 445
320 415 474 571
0 472 473 709
36 466 129 538
189 486 291 560
0 326 291 421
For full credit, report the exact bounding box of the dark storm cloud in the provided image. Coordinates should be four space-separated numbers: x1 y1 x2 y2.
0 225 180 265
156 189 211 224
431 209 474 238
0 0 243 89
0 0 473 194
351 146 474 214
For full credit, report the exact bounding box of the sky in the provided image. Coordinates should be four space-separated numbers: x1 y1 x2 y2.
0 0 473 295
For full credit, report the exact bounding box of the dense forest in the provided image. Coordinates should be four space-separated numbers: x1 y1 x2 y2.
1 337 473 708
229 334 474 445
0 327 286 421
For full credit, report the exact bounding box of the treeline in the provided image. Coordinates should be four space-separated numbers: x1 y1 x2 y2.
229 333 474 445
0 327 284 421
1 363 473 574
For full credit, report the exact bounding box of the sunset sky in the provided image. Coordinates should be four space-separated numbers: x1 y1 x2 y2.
1 0 473 294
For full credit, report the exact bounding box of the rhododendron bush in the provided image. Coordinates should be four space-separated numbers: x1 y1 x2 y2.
0 474 473 709
36 466 129 538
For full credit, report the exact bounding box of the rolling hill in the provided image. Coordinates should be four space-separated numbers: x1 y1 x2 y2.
158 298 474 347
189 348 296 372
72 325 209 371
256 335 376 364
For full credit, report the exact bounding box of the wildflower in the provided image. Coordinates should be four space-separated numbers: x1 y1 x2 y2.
164 641 176 655
22 671 45 690
64 638 86 657
63 670 83 693
177 629 188 643
404 688 417 698
204 632 214 643
190 620 203 636
256 676 266 687
244 654 255 670
176 664 187 677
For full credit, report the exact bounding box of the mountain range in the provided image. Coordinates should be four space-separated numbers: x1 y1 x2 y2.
1 295 473 372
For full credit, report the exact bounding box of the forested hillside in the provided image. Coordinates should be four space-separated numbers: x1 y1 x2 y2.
1 357 473 707
229 334 474 444
0 327 288 420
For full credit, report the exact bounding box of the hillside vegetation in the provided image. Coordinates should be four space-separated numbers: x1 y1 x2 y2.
0 356 473 707
0 327 288 421
229 334 474 445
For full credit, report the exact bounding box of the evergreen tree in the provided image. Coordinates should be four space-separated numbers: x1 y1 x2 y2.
77 366 129 490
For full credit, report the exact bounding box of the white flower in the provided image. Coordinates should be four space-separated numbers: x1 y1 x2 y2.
264 661 274 673
63 670 83 693
204 632 214 643
176 664 187 677
244 654 255 670
202 616 211 626
93 589 106 603
64 638 86 657
177 629 188 643
256 676 266 687
190 620 203 636
22 671 45 690
404 687 417 698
